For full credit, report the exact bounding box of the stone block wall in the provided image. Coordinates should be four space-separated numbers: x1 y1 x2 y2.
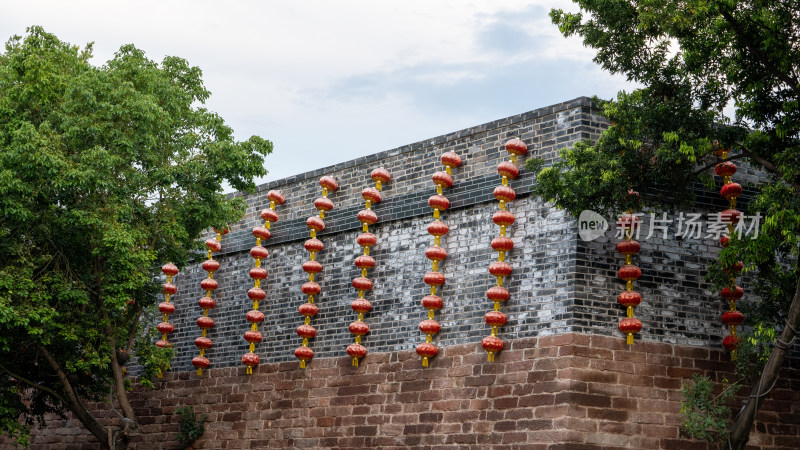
28 334 799 449
12 97 800 448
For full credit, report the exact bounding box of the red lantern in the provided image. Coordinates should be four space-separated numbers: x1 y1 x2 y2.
432 171 453 188
314 197 334 212
492 210 515 226
721 182 742 200
201 259 220 272
416 342 438 367
250 246 269 259
162 282 177 295
294 346 314 364
428 194 451 211
161 263 178 276
423 272 445 286
252 226 271 240
721 285 744 300
427 221 450 237
425 246 447 261
194 337 213 349
481 335 503 361
721 310 744 326
421 295 443 310
306 216 325 232
261 208 279 223
319 176 339 191
267 190 286 205
200 278 218 291
419 319 441 335
349 321 370 336
371 167 392 184
302 260 323 274
297 324 317 339
299 303 319 317
505 138 528 156
197 316 215 329
249 267 268 280
351 298 372 314
721 208 742 224
247 288 266 301
158 302 175 314
617 291 642 307
244 331 263 343
156 322 174 334
362 187 382 204
205 238 221 253
484 311 507 327
491 237 514 252
497 161 520 180
241 353 259 369
493 185 516 202
346 343 367 361
441 152 462 168
355 255 376 268
192 356 210 370
198 297 216 309
618 265 642 281
357 232 378 247
305 238 324 252
301 282 321 295
486 286 510 302
352 277 373 291
358 209 378 225
616 240 641 255
246 310 265 323
489 262 512 277
155 340 172 348
715 161 737 177
618 317 642 337
722 334 740 351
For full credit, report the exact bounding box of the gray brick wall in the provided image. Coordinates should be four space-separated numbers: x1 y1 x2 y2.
157 96 739 373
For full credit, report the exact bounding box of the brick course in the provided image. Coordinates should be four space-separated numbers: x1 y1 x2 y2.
12 97 800 448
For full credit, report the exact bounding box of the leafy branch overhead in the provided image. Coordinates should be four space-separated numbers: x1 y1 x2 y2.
532 2 799 449
0 26 271 449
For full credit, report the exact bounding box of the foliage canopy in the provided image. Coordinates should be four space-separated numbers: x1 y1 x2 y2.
0 27 271 448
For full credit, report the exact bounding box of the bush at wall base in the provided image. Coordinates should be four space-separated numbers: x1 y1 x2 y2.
175 406 206 450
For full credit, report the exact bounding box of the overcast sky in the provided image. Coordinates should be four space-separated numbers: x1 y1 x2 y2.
2 1 633 187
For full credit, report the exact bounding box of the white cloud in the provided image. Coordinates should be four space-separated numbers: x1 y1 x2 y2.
1 0 633 187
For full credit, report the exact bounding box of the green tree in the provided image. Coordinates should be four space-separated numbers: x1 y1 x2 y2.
0 27 272 449
532 1 799 449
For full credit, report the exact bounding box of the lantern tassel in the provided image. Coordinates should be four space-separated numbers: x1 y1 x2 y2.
627 333 634 345
300 360 306 369
422 357 429 367
246 366 253 375
352 357 359 367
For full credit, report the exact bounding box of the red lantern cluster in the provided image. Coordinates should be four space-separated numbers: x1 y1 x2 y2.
715 147 744 358
192 227 228 375
616 191 643 345
347 168 391 367
242 190 285 374
416 152 461 367
482 138 527 362
156 263 179 351
295 176 339 369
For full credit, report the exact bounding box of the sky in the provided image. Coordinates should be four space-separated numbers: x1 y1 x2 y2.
1 1 634 188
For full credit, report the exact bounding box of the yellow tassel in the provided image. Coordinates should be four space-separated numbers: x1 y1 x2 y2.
500 226 506 236
494 302 501 311
352 358 359 367
731 350 737 361
300 360 306 369
498 252 505 262
427 310 434 319
309 273 315 282
249 343 255 352
355 336 361 344
436 185 442 195
265 221 271 229
497 276 503 287
625 254 632 265
361 268 367 277
510 155 518 164
626 280 633 291
499 201 506 210
433 209 440 219
254 300 259 309
320 211 325 219
358 313 364 321
487 352 494 362
246 366 252 375
626 334 634 345
322 188 328 197
502 176 508 186
310 230 316 238
425 334 432 343
627 306 633 317
365 200 371 209
256 238 261 246
432 261 438 271
197 368 203 376
445 166 452 175
376 181 382 191
434 236 440 246
303 338 308 346
422 357 429 367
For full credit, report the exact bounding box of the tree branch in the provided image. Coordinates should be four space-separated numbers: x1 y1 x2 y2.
739 148 800 191
727 274 800 449
718 8 800 99
0 364 68 406
37 345 109 447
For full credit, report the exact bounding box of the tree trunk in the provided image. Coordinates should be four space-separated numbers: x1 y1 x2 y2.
727 275 800 449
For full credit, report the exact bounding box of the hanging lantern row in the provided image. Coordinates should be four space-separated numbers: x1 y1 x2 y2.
242 190 285 374
295 176 339 369
156 263 179 350
416 152 462 367
192 227 228 375
347 168 392 367
482 138 527 362
616 191 643 345
715 147 744 358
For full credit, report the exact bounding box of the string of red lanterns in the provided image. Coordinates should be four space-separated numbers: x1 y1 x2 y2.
295 176 339 369
716 147 744 359
416 152 461 367
482 138 527 362
617 191 643 345
242 190 285 374
156 263 179 352
347 168 392 367
192 227 228 375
